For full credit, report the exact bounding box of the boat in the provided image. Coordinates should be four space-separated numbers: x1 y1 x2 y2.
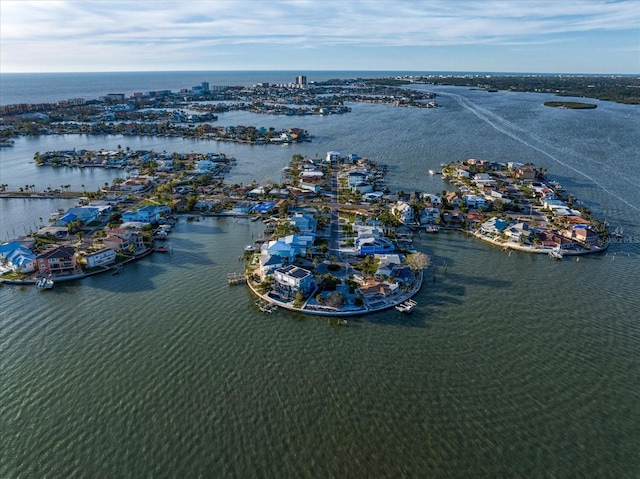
428 169 441 175
153 246 169 253
36 276 54 289
244 245 256 253
612 227 624 239
548 248 563 260
395 299 417 313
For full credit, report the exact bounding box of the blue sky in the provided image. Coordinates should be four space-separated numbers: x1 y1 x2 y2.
1 0 638 74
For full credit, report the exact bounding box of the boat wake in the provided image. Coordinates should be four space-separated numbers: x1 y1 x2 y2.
442 92 639 212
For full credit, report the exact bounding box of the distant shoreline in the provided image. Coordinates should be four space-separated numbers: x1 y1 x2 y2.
543 101 597 109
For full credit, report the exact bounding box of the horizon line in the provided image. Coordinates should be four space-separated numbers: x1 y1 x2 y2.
2 69 638 76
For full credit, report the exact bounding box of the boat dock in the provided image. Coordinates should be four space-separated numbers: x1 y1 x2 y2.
227 272 247 285
395 299 417 313
255 299 278 313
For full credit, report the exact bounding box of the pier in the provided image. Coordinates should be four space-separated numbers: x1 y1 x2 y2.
254 299 278 313
227 272 247 285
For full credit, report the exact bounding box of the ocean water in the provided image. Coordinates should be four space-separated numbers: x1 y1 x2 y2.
1 72 639 478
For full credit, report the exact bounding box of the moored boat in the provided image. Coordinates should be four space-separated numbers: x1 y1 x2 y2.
395 299 417 313
36 276 54 289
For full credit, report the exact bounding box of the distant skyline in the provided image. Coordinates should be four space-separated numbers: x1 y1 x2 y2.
1 0 639 75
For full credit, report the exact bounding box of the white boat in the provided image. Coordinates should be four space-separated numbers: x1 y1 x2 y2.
395 299 417 313
244 245 256 252
36 276 54 289
548 248 563 260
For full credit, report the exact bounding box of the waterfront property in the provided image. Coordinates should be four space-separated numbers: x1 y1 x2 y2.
83 248 116 268
36 245 82 276
273 265 315 301
0 241 37 273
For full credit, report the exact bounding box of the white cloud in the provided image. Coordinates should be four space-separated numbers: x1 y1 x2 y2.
1 0 638 72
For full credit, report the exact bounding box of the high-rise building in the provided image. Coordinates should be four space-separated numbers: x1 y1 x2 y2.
296 75 307 86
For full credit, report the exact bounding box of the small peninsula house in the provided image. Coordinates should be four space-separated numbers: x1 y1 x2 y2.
0 242 37 273
122 205 160 223
36 245 81 276
83 248 116 268
273 265 315 301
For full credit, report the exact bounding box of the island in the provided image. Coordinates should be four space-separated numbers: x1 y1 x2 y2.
0 76 616 319
543 101 597 109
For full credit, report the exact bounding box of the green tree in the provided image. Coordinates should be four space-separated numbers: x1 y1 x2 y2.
293 291 305 308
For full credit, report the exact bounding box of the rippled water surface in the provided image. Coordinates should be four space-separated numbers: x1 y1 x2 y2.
1 74 639 478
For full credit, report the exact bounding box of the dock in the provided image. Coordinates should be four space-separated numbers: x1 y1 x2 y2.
255 299 278 313
227 272 247 285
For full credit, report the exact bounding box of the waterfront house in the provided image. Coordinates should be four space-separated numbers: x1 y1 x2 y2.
326 151 344 164
231 202 254 214
515 167 537 181
473 173 497 188
194 199 220 212
258 253 284 280
0 241 37 273
355 229 395 255
298 179 322 193
194 159 216 173
442 212 465 226
419 207 441 225
83 248 116 268
422 193 443 206
102 228 145 252
392 201 415 225
374 254 402 280
252 202 277 215
64 206 100 224
55 212 77 227
562 225 600 246
537 231 575 249
357 279 399 301
348 171 368 188
480 217 509 235
122 205 160 223
262 239 296 263
455 168 471 179
37 226 68 239
505 222 532 242
273 265 315 301
36 245 81 276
